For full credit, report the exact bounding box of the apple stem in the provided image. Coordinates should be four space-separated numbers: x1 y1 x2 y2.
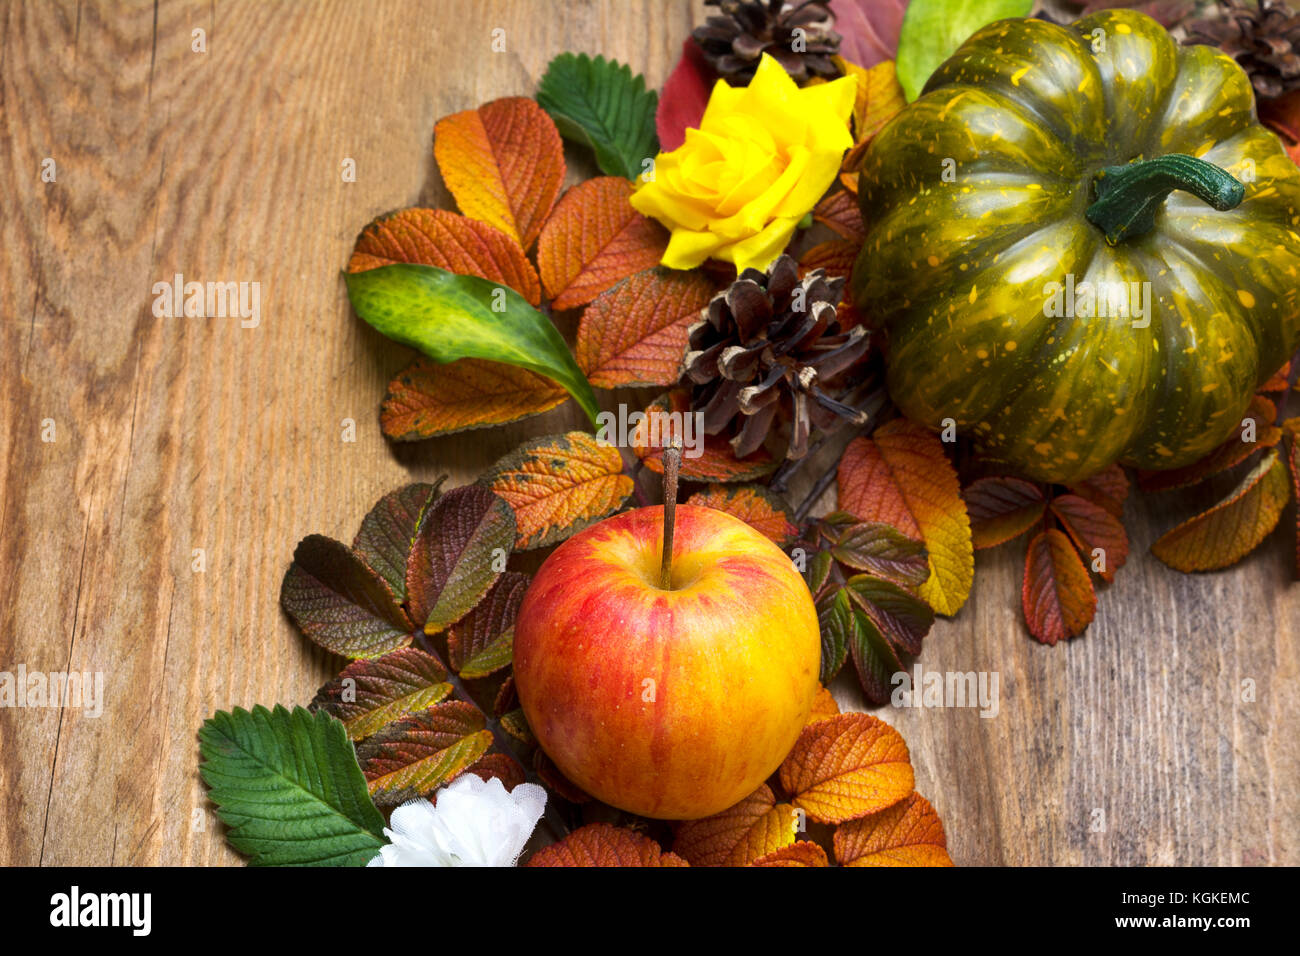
660 441 682 590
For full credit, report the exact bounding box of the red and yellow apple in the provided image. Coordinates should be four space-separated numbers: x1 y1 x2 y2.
512 504 821 820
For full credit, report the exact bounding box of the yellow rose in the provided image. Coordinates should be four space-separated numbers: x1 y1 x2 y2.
631 53 856 272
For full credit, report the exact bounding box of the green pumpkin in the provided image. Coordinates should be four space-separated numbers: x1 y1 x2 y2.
852 9 1300 484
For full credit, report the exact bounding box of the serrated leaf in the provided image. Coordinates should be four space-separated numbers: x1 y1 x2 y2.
831 521 929 588
381 357 569 441
466 752 528 790
838 420 973 615
895 0 1033 101
447 571 528 679
280 534 413 659
433 96 564 249
808 685 841 724
805 548 836 601
500 708 536 747
687 484 799 546
834 792 953 866
1049 493 1129 583
347 207 541 305
1023 528 1096 646
537 53 658 181
406 485 516 633
354 701 493 807
963 476 1046 550
817 588 854 684
1151 449 1291 573
1066 464 1129 519
352 481 445 602
812 188 866 241
199 705 386 867
844 573 934 656
778 713 914 825
634 391 776 482
480 431 633 550
798 238 858 280
537 177 668 311
848 600 906 705
672 784 798 867
344 263 599 424
526 823 689 867
751 841 831 867
576 268 715 388
310 647 453 741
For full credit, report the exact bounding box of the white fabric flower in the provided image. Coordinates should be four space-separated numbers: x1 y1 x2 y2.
367 773 547 867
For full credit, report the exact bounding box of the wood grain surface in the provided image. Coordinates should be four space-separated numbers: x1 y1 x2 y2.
1 0 1296 867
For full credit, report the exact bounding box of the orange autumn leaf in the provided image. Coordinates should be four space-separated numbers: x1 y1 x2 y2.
963 476 1046 550
837 421 973 616
1066 463 1130 520
812 189 866 241
526 823 689 867
380 358 567 441
576 267 714 388
834 792 953 867
346 207 541 305
634 391 776 483
751 841 830 867
538 177 668 310
433 96 565 250
1260 361 1291 392
686 484 798 545
836 58 907 173
1049 493 1129 583
481 431 634 550
798 239 859 281
807 685 841 725
1137 395 1281 493
672 784 798 867
1151 448 1292 572
1023 528 1096 646
778 713 914 825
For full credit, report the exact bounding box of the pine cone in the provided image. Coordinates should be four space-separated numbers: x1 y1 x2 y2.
693 0 841 85
1185 0 1300 99
683 255 872 461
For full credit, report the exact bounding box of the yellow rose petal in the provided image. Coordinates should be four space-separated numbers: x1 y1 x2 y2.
662 227 726 270
724 216 800 272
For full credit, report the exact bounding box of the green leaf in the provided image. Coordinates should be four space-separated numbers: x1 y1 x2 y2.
344 264 599 424
310 647 453 741
280 534 414 659
199 705 386 867
831 521 930 589
844 574 934 656
537 52 659 180
816 587 854 684
895 0 1032 101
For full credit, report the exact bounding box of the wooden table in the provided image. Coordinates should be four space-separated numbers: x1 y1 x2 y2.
2 0 1295 867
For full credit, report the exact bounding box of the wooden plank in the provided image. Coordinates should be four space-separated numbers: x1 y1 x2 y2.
0 0 1295 867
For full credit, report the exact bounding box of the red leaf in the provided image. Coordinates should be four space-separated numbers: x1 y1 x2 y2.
1049 493 1129 583
1022 529 1096 646
657 40 715 152
1066 464 1130 519
798 238 859 281
829 0 906 69
526 823 689 867
813 189 866 241
963 476 1046 550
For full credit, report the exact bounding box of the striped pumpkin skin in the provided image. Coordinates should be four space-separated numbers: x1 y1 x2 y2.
852 9 1300 484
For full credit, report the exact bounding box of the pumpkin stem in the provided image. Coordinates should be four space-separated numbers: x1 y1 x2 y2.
1085 154 1245 245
